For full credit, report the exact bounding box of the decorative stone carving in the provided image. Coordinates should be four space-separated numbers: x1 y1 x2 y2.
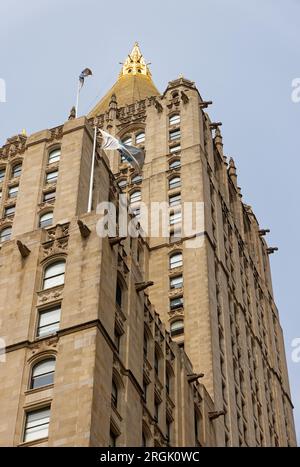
37 286 63 307
50 126 63 141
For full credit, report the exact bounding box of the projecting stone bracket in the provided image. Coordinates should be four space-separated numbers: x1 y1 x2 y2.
187 373 205 383
267 247 278 255
17 240 31 258
135 281 154 293
259 229 270 237
77 220 91 239
208 410 226 421
199 100 213 109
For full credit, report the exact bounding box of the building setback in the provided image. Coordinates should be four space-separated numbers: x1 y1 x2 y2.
0 43 296 447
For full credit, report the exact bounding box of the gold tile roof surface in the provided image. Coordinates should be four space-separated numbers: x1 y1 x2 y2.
88 43 160 117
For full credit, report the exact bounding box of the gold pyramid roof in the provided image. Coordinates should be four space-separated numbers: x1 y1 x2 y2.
88 43 160 117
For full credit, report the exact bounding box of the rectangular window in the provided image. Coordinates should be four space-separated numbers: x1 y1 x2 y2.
37 305 61 337
43 191 56 202
170 144 181 154
169 194 181 207
169 211 182 225
5 205 15 217
170 275 183 290
0 169 5 183
23 407 50 443
8 185 19 198
169 129 181 141
46 171 58 184
170 296 184 310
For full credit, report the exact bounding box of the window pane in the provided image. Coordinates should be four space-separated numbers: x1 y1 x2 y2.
8 186 19 198
38 306 61 337
0 169 5 182
0 227 12 243
170 320 184 336
169 114 180 126
130 191 141 204
31 360 55 389
131 174 142 184
169 159 181 170
170 129 181 141
169 177 181 189
170 145 181 154
170 297 184 310
12 164 22 178
170 275 183 289
136 132 145 144
170 253 182 269
169 194 181 207
5 206 15 217
43 261 65 290
39 212 53 228
46 171 58 183
169 211 182 225
122 136 132 145
49 149 60 164
43 191 56 202
24 408 50 442
118 179 127 189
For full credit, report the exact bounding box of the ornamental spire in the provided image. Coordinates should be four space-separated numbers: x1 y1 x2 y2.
120 42 152 78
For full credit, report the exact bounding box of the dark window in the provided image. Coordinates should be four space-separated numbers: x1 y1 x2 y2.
109 430 117 447
170 296 184 311
143 330 148 358
111 380 118 408
170 319 184 337
166 370 170 395
0 169 5 183
154 351 159 376
116 282 122 308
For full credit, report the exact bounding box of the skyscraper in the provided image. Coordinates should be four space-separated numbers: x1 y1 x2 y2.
0 43 296 447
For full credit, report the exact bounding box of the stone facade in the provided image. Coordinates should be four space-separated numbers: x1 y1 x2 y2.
0 45 296 447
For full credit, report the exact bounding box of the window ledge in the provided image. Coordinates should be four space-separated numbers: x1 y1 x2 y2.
24 384 54 396
18 437 48 448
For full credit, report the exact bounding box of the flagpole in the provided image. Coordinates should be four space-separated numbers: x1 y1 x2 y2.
75 80 81 118
88 126 97 213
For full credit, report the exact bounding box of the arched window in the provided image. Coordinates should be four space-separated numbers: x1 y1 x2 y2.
170 319 184 337
169 252 182 269
30 358 56 389
169 159 181 170
0 227 12 244
116 281 122 308
169 176 181 190
136 132 145 144
43 260 66 290
12 163 22 178
131 174 143 184
122 135 132 146
130 190 141 204
111 379 118 408
169 114 180 126
48 148 61 164
39 212 53 229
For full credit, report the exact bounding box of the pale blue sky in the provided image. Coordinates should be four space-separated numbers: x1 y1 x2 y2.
0 0 299 443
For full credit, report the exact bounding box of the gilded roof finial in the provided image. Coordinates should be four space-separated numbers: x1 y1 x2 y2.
120 43 152 78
